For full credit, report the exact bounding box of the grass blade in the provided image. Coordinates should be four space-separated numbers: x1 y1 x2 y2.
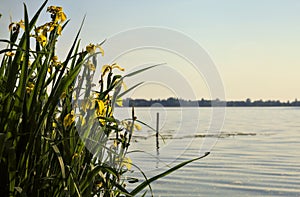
51 144 67 188
122 63 163 79
117 82 144 99
130 152 210 196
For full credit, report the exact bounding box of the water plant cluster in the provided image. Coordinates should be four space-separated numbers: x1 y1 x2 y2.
0 1 208 196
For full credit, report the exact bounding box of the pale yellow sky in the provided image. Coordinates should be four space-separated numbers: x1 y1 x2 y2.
1 0 300 101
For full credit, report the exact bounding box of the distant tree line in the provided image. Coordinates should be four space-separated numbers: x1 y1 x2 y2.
122 98 300 107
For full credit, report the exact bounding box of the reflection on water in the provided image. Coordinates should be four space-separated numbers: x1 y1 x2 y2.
115 107 300 196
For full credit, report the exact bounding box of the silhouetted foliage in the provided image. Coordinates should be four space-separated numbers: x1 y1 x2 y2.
123 98 300 107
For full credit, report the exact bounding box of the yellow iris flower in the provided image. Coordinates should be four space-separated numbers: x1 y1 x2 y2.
5 51 15 57
47 6 67 23
134 123 142 131
115 156 132 170
36 34 47 47
86 43 104 56
63 110 75 127
121 120 142 131
94 100 113 125
96 100 111 117
51 55 61 67
79 115 86 126
52 55 58 62
121 157 132 170
116 97 123 107
48 55 62 73
49 22 62 35
95 100 105 116
86 60 96 71
101 63 125 76
8 20 25 33
33 6 66 47
72 153 79 160
26 82 35 94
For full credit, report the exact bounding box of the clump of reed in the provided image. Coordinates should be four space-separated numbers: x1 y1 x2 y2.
0 1 209 196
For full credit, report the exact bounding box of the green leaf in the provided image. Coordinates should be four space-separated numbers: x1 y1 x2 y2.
8 146 17 196
141 190 148 197
51 144 66 186
14 3 30 117
117 82 144 100
0 133 5 159
80 165 118 193
123 64 163 79
130 152 210 196
5 0 48 94
36 17 87 134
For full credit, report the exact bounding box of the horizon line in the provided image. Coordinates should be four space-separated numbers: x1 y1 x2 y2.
123 97 299 102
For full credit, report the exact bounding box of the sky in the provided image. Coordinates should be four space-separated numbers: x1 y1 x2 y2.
1 0 300 101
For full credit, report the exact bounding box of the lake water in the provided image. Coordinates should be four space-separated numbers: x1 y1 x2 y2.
114 107 300 196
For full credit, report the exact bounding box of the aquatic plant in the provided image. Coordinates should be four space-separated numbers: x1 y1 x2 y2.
0 1 209 196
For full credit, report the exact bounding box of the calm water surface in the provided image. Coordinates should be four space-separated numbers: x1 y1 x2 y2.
115 107 300 196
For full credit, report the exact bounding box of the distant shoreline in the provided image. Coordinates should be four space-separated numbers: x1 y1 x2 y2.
122 98 300 107
119 106 300 108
